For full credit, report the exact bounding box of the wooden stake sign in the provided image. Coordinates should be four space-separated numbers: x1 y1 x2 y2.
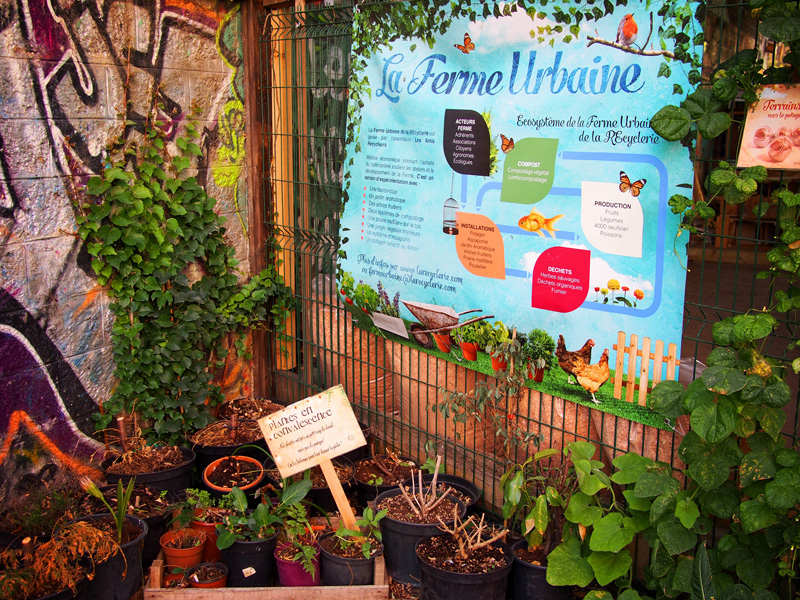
258 385 366 529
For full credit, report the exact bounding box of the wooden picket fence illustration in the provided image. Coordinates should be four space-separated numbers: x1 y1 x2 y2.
612 331 680 406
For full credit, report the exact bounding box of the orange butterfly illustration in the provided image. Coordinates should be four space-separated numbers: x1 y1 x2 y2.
619 171 646 196
500 134 514 154
455 33 475 54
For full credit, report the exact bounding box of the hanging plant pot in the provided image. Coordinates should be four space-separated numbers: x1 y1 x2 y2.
159 529 206 570
185 562 228 588
432 333 452 353
221 533 279 587
510 539 572 600
416 535 513 600
460 341 479 361
274 542 321 587
74 514 148 600
102 446 195 494
201 455 265 502
375 488 465 586
319 532 382 586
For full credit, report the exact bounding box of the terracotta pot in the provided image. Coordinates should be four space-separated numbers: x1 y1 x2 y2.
186 562 228 588
189 515 222 563
532 366 545 382
460 341 478 361
491 355 508 372
159 529 206 570
202 455 265 496
432 333 452 353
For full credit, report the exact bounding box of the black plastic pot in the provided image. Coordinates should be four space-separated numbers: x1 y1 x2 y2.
319 532 382 586
340 420 372 463
510 539 571 600
264 458 354 516
77 514 148 600
36 577 87 600
403 473 482 514
102 446 195 494
221 532 279 587
376 488 465 585
416 536 513 600
192 427 271 473
354 455 416 507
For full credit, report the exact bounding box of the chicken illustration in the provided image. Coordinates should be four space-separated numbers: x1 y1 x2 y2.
555 335 594 384
616 14 638 47
574 349 611 404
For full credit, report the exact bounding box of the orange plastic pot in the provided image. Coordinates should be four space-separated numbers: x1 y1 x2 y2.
460 341 478 361
186 562 228 588
432 333 452 353
491 356 508 372
202 455 265 495
190 514 222 563
160 529 206 570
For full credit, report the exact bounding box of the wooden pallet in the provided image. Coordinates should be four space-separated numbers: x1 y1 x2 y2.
144 553 389 599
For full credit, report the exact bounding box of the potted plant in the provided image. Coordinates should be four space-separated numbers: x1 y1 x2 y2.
0 520 119 600
174 488 233 563
353 446 417 506
202 454 265 501
102 434 195 494
522 328 556 382
406 446 482 515
159 528 206 570
185 562 228 588
78 478 149 600
375 457 466 585
0 478 82 547
453 320 491 361
265 457 354 515
215 479 311 587
319 506 386 585
500 447 575 600
432 330 454 354
274 499 322 586
416 507 512 600
189 415 272 473
484 320 511 371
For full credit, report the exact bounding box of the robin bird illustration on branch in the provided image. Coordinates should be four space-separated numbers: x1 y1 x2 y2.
616 14 638 48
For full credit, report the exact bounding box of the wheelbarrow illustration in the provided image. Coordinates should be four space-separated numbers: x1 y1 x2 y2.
402 300 493 354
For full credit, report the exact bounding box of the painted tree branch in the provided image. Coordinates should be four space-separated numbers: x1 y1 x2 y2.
586 35 675 59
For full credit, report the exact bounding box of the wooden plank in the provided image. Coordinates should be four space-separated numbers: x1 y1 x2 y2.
666 343 678 381
637 337 651 407
148 558 163 589
145 586 389 599
319 458 358 530
652 339 664 387
613 331 626 400
625 334 638 403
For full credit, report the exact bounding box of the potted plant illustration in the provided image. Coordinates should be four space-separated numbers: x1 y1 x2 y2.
78 478 149 600
319 506 386 585
500 447 575 600
0 520 118 600
416 507 512 600
453 320 490 361
375 457 466 585
522 328 556 382
215 479 311 587
274 499 322 587
484 320 511 371
159 528 206 570
432 330 454 354
185 562 228 588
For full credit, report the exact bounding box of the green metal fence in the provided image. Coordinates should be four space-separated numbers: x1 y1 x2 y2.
257 0 800 513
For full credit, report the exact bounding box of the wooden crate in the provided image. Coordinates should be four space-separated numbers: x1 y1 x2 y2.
144 554 389 599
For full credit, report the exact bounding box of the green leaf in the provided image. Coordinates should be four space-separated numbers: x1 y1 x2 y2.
740 450 776 487
691 543 716 600
697 483 740 519
690 395 736 443
738 500 780 533
757 405 786 441
565 492 604 526
698 111 732 140
647 380 685 421
765 467 800 510
651 105 692 141
701 366 747 395
612 452 655 484
712 77 738 102
760 16 800 43
132 183 152 199
590 513 636 553
546 537 594 587
737 557 776 590
634 472 680 498
588 549 632 586
675 498 700 529
732 313 776 343
281 478 312 506
656 517 697 555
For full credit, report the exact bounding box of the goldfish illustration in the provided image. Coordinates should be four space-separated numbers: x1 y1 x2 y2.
518 208 564 237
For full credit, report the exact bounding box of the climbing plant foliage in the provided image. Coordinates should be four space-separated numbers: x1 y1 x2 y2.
78 100 296 444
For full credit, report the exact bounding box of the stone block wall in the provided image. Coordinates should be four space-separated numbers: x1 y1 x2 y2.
0 0 254 503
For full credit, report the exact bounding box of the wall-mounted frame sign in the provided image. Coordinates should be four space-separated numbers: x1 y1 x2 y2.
738 84 800 170
338 1 702 423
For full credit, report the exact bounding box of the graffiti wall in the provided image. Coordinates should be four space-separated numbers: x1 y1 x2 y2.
0 0 253 503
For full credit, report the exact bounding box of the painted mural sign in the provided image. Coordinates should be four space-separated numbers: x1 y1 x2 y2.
340 1 702 417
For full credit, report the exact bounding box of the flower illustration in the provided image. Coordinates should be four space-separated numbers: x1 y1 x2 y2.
594 286 600 302
634 289 644 307
601 288 609 304
607 279 620 303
